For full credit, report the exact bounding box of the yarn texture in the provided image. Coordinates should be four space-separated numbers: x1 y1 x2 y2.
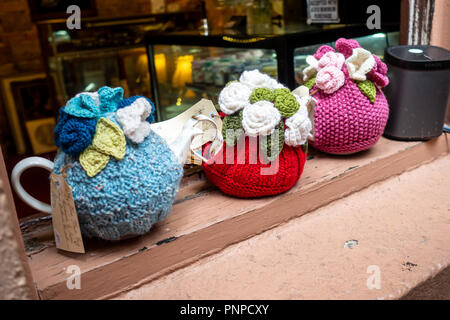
218 82 252 115
202 69 311 198
79 146 110 178
357 80 376 103
310 68 389 154
54 109 97 156
303 38 390 154
116 97 153 143
241 100 281 136
249 88 274 103
284 104 312 146
273 92 300 117
118 96 156 124
53 112 183 240
202 137 307 198
91 118 126 160
222 111 243 146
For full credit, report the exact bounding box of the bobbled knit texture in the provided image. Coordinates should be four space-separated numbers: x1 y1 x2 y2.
53 113 183 240
249 88 275 103
310 67 389 154
273 92 300 117
202 136 306 198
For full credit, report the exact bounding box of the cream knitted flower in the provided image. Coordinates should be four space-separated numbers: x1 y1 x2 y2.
302 55 319 81
284 103 312 146
242 101 281 136
116 97 152 144
345 47 376 81
239 69 276 90
218 81 252 115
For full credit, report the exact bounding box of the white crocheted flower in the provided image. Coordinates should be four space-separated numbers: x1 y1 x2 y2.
284 102 312 146
218 81 252 115
242 101 281 136
116 97 152 144
345 47 376 81
269 79 287 89
302 55 319 81
239 69 276 90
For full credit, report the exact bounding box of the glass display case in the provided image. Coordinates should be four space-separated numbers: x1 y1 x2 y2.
36 11 201 106
150 45 277 119
146 24 399 121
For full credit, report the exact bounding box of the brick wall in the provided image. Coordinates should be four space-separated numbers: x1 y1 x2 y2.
0 0 43 76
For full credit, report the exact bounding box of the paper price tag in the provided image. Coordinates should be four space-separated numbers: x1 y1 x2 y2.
150 99 223 165
50 173 85 253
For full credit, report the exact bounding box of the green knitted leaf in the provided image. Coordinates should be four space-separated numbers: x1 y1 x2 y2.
357 80 376 103
301 140 308 154
274 93 300 118
222 111 243 147
249 88 274 103
259 121 284 162
304 76 316 90
273 88 290 99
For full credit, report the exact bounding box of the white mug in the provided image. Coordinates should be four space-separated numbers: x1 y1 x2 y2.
11 157 54 214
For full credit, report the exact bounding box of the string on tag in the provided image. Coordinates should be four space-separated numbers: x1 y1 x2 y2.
60 163 71 178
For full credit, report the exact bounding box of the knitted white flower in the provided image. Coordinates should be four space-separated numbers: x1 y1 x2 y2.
284 103 312 146
345 48 376 81
218 81 252 115
242 101 281 136
116 97 152 144
302 55 319 81
269 79 287 89
239 69 275 90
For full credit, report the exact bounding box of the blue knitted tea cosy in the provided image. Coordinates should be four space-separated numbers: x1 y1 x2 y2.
53 112 183 241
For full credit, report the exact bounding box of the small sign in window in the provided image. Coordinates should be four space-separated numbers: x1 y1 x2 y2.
306 0 340 24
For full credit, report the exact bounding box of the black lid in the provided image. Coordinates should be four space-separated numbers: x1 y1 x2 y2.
384 45 450 70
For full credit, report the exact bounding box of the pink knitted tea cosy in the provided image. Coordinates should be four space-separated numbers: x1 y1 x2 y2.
303 38 390 154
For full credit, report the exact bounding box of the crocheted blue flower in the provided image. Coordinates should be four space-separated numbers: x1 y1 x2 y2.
64 86 124 118
118 96 156 124
54 109 97 156
98 86 124 114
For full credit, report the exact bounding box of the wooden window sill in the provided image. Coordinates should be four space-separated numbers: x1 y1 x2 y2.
21 134 449 299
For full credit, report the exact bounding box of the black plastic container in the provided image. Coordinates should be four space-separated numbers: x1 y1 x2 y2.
383 45 450 140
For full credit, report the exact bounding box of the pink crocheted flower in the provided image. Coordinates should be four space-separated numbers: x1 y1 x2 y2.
367 54 389 87
316 66 345 94
335 38 360 58
313 45 335 60
318 51 345 70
